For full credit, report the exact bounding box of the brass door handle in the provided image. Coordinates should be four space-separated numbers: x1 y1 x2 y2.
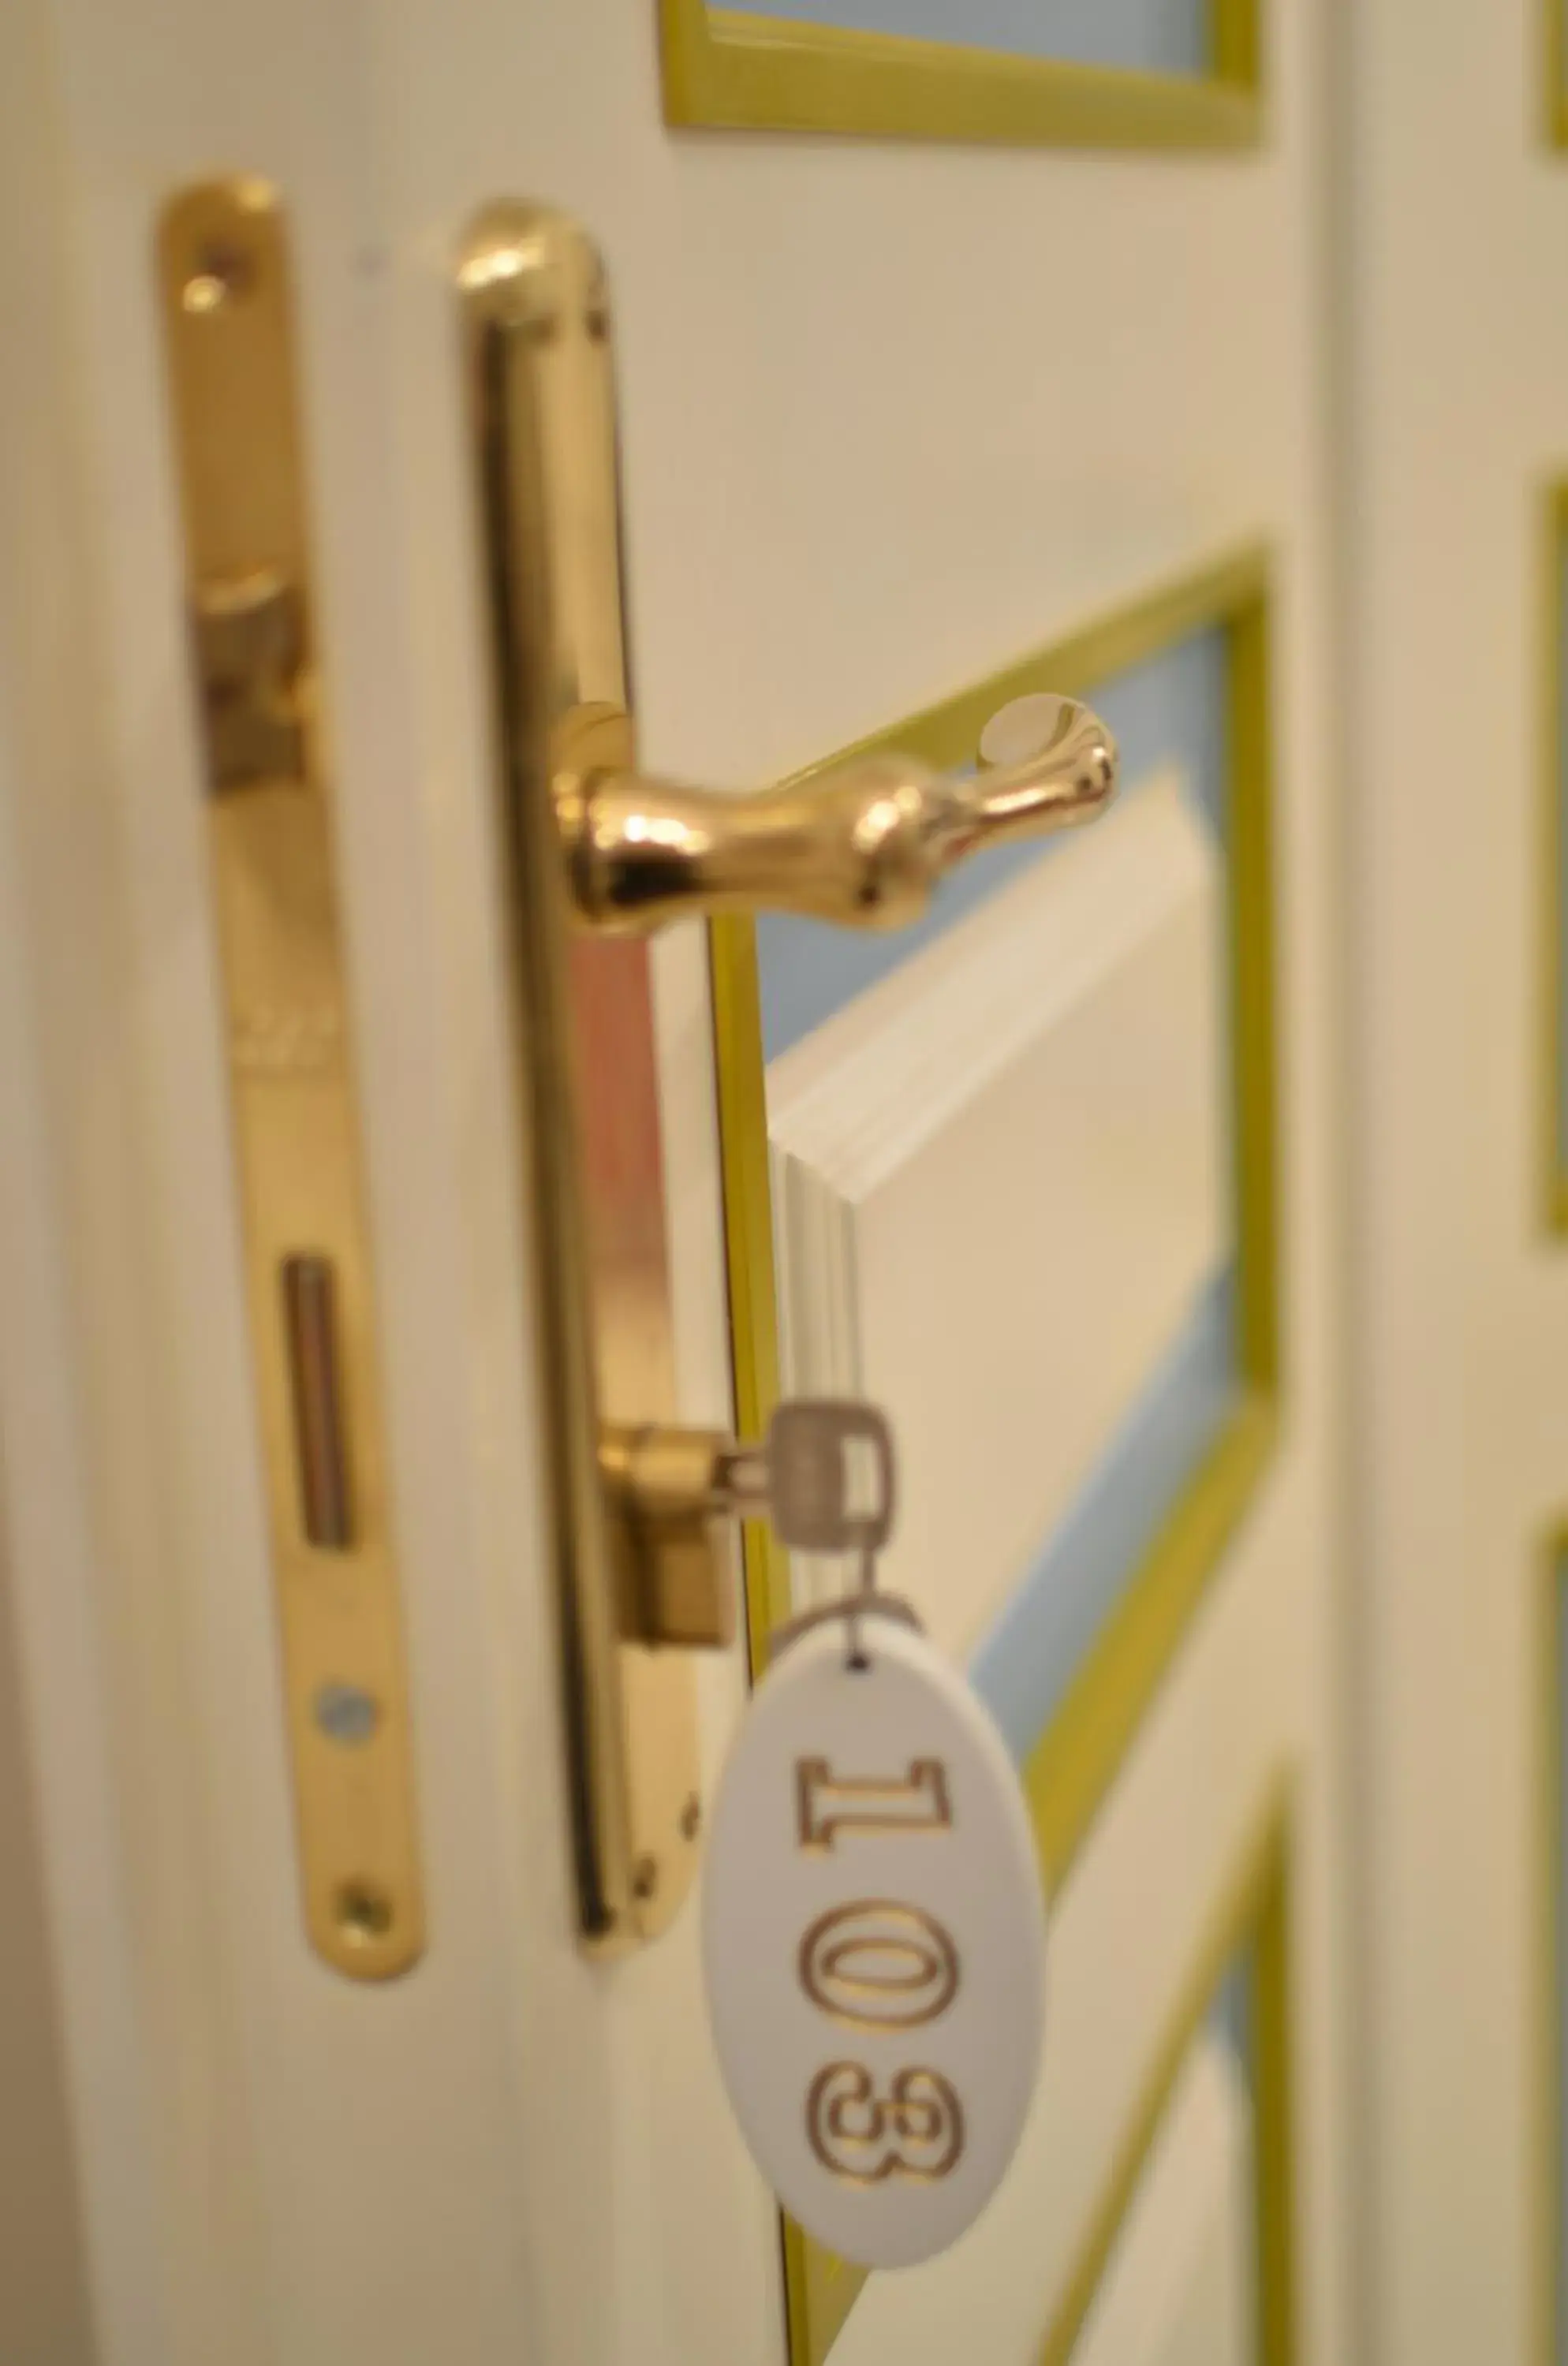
562 696 1117 933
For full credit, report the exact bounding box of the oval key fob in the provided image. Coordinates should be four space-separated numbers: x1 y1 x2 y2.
702 1615 1047 2268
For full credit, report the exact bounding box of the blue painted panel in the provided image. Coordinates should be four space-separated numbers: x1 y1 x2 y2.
758 629 1229 1063
720 0 1211 77
1211 1942 1255 2075
970 1271 1238 1756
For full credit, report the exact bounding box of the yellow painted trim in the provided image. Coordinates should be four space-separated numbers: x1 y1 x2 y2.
1541 484 1568 1233
1028 1396 1276 1886
711 910 864 2346
709 545 1282 2364
1212 0 1261 90
711 912 793 1677
1230 591 1282 1394
660 0 1261 151
1253 1810 1296 2366
1547 0 1568 147
1038 1790 1294 2365
711 912 871 2349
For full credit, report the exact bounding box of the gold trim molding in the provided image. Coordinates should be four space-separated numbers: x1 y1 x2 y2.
660 0 1262 150
1546 0 1568 147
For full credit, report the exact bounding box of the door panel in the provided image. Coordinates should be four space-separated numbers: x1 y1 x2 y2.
724 559 1280 1887
716 542 1310 2366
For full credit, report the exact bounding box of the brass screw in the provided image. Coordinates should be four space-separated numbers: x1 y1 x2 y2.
678 1794 701 1842
631 1855 659 1901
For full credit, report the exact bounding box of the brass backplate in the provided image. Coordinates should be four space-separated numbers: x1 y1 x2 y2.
158 181 424 1979
457 205 707 1951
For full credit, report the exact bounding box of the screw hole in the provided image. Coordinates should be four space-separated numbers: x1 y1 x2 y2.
335 1881 394 1944
182 242 256 313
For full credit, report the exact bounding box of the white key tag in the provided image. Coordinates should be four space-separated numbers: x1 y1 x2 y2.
702 1481 1047 2268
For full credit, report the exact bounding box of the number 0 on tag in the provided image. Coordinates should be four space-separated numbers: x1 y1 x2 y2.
702 1617 1047 2268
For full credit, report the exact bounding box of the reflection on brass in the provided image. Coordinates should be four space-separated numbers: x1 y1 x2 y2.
798 1901 959 2031
805 2064 965 2185
796 1757 952 1851
158 181 423 1979
457 203 718 1950
599 1424 737 1649
566 696 1118 935
193 569 307 789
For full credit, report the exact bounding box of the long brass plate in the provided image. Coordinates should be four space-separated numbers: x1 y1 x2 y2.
159 181 424 1980
457 205 703 1951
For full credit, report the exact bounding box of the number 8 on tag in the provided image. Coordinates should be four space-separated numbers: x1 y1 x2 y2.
702 1617 1047 2268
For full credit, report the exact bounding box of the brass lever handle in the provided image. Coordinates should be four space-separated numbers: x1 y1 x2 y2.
562 694 1118 935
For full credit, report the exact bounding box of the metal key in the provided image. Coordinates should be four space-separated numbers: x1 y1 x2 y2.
721 1399 897 1558
605 1398 898 1652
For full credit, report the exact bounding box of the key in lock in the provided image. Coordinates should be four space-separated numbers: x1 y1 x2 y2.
601 1399 898 1648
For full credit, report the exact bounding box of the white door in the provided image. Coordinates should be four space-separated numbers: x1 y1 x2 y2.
0 2 1349 2364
